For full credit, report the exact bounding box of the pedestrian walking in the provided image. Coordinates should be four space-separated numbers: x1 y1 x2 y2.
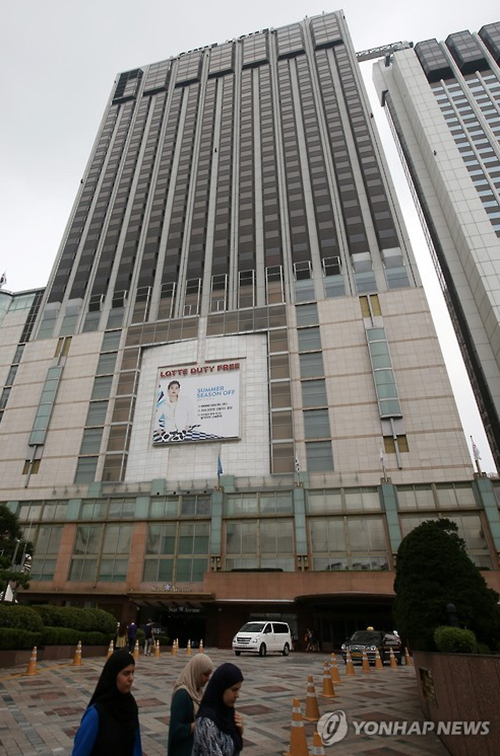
71 649 142 756
168 654 214 756
193 662 244 756
144 618 154 656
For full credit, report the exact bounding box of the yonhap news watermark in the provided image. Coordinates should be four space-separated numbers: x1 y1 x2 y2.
317 711 490 745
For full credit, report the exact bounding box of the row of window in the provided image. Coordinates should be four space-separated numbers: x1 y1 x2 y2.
26 507 494 582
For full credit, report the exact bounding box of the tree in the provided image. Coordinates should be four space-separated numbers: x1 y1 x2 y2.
393 518 500 651
0 504 32 601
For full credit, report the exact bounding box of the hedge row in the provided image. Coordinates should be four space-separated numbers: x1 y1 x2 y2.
31 605 116 634
0 628 42 650
0 604 117 650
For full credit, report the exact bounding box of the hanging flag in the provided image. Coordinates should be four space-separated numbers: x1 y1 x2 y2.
295 456 300 473
471 438 481 461
0 272 6 288
379 443 386 467
217 453 223 477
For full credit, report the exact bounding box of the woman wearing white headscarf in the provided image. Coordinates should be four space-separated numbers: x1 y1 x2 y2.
168 653 214 756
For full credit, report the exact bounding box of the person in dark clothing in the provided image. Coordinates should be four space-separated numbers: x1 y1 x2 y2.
144 619 154 656
167 653 214 756
127 621 137 653
193 662 244 756
71 649 142 756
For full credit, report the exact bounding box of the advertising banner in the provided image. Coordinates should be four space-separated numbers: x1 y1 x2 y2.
153 362 240 444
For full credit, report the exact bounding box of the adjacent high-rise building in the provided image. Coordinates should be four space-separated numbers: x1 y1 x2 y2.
374 22 500 472
1 10 499 647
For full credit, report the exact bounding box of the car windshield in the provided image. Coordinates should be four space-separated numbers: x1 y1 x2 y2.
349 631 383 644
240 622 266 632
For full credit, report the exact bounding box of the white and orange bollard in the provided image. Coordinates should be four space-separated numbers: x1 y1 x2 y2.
154 639 160 658
374 648 384 670
133 639 140 661
186 639 192 656
329 653 341 684
321 659 338 698
345 649 355 676
311 731 326 756
304 675 320 722
389 648 398 669
72 640 83 666
285 698 309 756
26 646 38 676
199 639 204 653
106 639 114 659
362 649 371 673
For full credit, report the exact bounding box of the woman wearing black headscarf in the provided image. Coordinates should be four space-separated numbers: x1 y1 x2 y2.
193 662 244 756
71 649 142 756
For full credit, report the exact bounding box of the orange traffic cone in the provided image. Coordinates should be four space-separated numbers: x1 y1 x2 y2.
186 639 192 656
133 639 140 661
345 650 355 676
311 731 325 756
26 646 38 676
374 648 384 670
361 650 370 673
154 639 160 658
72 641 83 666
321 660 338 698
199 639 204 653
389 648 398 668
304 675 320 722
405 647 413 665
329 654 341 684
106 640 114 659
285 698 310 756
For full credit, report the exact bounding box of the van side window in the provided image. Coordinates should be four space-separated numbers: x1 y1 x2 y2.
264 623 272 633
273 623 288 633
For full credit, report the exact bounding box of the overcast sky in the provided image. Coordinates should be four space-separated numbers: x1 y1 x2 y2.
1 1 498 471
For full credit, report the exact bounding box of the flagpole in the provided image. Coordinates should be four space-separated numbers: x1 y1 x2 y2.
470 436 482 475
379 442 387 481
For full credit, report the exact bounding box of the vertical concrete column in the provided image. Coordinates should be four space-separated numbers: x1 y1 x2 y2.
379 482 402 563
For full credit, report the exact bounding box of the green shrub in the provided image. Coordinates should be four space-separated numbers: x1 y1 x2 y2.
31 605 66 626
42 626 82 645
0 628 42 650
41 627 110 646
86 608 117 634
0 604 43 632
30 605 117 633
434 626 477 653
84 631 109 646
475 642 491 655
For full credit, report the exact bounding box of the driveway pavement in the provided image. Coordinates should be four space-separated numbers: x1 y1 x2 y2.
0 648 450 756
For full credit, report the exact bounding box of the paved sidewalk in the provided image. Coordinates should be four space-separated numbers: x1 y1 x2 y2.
0 649 449 756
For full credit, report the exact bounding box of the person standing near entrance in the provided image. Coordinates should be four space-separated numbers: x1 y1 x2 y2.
168 654 214 756
144 619 154 656
127 621 137 653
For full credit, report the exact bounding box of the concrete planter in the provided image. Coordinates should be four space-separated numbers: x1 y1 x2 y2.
413 650 500 756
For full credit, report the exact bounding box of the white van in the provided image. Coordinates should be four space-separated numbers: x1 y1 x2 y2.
232 621 292 656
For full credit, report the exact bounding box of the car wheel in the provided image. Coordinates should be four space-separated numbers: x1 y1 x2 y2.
234 651 241 656
282 643 290 656
259 643 267 657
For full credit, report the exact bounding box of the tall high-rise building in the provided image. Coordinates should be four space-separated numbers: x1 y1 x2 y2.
1 11 499 646
373 22 500 472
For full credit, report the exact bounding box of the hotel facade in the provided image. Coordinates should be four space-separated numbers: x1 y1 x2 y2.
373 21 500 473
2 10 499 649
